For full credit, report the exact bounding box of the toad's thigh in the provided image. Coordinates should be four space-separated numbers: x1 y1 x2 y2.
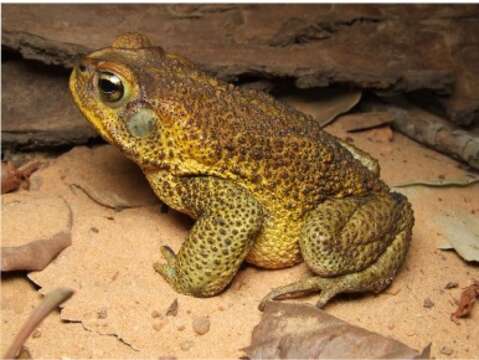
300 192 412 276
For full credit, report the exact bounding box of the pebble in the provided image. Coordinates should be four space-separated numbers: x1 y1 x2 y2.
166 299 178 317
192 316 210 335
153 317 168 332
32 329 42 338
97 307 108 319
423 298 434 309
180 340 194 351
445 281 458 289
440 346 454 356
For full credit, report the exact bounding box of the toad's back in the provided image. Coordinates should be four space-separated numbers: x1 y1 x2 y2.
149 64 385 214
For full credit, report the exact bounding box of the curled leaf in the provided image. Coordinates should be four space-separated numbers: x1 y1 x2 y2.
451 280 479 321
393 176 479 189
1 161 41 194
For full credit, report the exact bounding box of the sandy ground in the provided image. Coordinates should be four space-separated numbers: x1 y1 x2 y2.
2 119 478 359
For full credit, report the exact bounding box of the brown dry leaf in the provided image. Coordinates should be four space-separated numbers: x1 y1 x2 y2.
63 146 159 210
1 161 41 194
339 111 394 132
279 88 362 128
2 162 23 194
451 280 479 320
2 194 73 272
244 302 430 359
1 232 72 272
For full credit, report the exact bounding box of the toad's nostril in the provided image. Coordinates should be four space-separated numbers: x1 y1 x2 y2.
73 54 87 72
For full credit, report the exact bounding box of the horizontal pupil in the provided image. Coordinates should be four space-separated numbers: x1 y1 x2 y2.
99 79 120 94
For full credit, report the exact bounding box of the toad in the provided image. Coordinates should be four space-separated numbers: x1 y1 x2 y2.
69 33 414 309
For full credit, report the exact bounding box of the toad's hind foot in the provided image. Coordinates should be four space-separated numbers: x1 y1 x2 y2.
258 276 341 311
258 266 398 311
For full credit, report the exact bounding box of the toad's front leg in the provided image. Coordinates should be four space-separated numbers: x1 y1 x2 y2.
154 177 263 297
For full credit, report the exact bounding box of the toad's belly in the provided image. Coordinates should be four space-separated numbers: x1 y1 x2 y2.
246 214 303 269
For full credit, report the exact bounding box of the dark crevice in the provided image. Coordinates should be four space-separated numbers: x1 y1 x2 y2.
269 17 383 47
2 48 72 76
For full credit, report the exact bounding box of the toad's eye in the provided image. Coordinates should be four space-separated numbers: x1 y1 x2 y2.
98 72 124 104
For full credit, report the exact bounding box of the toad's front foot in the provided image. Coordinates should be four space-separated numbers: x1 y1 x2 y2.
258 276 343 311
153 245 179 289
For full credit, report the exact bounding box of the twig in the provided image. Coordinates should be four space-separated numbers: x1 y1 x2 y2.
383 98 479 170
4 288 74 359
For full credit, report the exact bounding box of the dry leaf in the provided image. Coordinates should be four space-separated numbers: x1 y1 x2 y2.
1 196 73 272
2 162 23 193
435 213 479 262
393 176 479 188
1 161 41 194
64 146 159 210
1 232 72 272
451 280 479 320
279 88 362 128
338 111 394 132
244 301 430 359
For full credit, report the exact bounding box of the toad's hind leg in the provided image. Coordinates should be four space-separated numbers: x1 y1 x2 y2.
260 192 413 310
154 177 263 297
